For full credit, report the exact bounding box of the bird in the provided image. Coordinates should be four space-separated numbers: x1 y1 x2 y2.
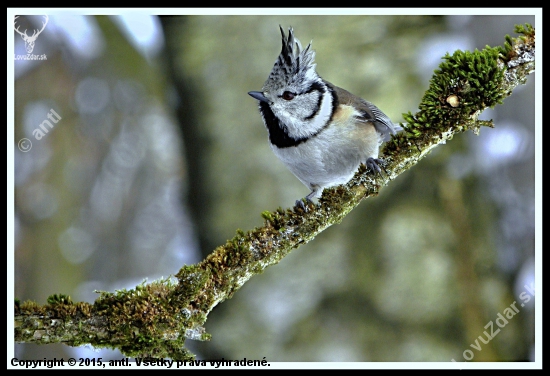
248 26 399 209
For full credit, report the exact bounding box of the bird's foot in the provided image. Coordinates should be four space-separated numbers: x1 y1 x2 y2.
366 157 386 174
295 196 314 212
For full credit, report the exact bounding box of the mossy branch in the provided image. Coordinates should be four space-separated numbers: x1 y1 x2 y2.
14 24 535 360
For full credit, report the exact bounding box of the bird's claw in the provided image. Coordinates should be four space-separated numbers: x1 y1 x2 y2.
295 197 313 212
366 157 385 174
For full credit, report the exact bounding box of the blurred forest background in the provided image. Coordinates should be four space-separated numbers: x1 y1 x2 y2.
12 12 537 362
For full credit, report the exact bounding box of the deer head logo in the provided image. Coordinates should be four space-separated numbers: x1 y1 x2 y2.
14 15 48 54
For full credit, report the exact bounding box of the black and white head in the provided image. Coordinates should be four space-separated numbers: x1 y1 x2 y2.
249 26 337 147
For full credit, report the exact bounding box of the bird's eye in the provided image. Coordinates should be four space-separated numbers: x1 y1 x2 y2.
282 91 296 101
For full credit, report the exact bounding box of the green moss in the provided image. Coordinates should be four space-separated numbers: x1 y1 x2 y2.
516 23 533 34
18 300 41 313
430 47 503 116
261 210 274 222
400 26 536 141
47 294 73 305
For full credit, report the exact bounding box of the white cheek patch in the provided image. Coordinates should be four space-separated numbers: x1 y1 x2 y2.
285 88 333 139
310 89 333 131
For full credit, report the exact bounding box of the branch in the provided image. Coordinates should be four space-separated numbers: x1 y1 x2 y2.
14 24 535 360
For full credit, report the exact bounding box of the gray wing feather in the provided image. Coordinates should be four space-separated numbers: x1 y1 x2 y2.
360 100 399 140
326 80 400 140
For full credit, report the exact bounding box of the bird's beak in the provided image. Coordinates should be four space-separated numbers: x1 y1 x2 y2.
248 91 269 103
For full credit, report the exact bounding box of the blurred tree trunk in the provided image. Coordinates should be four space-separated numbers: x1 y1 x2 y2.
159 16 217 257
